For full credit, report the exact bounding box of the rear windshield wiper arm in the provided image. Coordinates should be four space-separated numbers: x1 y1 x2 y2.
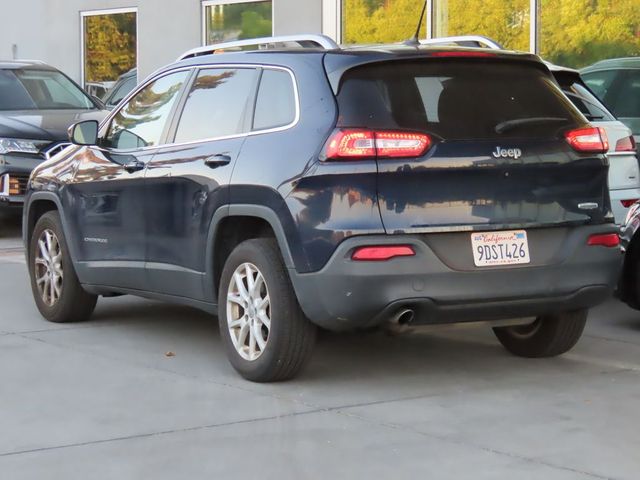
495 117 568 134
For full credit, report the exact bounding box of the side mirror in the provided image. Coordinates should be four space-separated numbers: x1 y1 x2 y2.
68 120 99 146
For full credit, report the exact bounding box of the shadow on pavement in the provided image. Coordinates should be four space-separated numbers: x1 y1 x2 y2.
0 210 22 240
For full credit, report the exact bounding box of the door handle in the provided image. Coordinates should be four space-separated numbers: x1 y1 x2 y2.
123 160 145 173
204 154 232 169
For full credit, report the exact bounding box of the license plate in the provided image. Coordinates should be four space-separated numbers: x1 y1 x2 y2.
471 230 530 267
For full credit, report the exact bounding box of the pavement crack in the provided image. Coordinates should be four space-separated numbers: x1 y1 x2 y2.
584 334 640 347
12 332 319 411
0 409 325 459
332 409 617 480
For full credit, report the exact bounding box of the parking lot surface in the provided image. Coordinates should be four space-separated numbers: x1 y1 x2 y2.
1 213 639 479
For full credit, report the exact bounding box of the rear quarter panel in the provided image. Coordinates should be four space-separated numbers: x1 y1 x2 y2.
230 55 385 273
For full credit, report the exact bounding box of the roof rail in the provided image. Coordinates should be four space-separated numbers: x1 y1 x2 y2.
13 59 48 65
177 34 340 61
419 35 503 50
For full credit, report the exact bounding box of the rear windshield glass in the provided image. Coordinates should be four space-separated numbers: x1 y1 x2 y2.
553 73 615 122
0 69 95 111
336 60 584 140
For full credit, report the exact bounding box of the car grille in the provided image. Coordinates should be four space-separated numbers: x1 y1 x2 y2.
1 173 29 196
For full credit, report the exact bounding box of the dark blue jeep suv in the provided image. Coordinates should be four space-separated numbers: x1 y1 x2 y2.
23 35 622 381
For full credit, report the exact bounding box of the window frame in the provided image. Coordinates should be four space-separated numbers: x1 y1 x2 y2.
80 7 139 90
98 63 300 153
200 0 275 46
98 67 196 153
164 64 300 147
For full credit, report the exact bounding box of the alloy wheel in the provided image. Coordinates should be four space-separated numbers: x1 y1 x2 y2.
34 229 63 306
226 262 271 361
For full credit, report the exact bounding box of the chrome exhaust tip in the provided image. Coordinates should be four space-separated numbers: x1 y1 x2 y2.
390 308 415 325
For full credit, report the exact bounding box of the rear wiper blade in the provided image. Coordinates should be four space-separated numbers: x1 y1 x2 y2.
495 117 568 134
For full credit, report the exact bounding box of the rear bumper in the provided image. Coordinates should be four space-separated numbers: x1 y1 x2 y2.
291 225 622 331
610 187 640 224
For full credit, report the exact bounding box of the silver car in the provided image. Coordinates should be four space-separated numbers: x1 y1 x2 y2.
549 64 640 223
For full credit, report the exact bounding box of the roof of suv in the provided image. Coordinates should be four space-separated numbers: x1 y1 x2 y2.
0 60 56 70
170 45 543 74
163 44 547 98
582 57 640 73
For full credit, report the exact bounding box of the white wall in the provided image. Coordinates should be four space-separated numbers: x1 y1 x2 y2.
0 0 323 83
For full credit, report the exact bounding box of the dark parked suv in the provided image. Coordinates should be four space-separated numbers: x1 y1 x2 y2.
24 35 622 381
0 60 107 209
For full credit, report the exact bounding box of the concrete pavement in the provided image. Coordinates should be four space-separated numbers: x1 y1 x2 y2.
1 213 639 479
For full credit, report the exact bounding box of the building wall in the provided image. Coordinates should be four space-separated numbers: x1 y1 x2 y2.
1 0 323 83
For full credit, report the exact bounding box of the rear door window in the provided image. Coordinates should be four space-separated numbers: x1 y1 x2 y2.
609 70 640 118
336 60 584 140
173 68 257 144
253 69 297 130
558 80 614 122
582 70 619 100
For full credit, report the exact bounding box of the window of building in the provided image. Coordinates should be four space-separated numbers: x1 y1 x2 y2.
202 1 272 45
81 9 137 93
539 0 640 68
253 69 296 130
339 1 640 70
341 0 427 44
432 0 530 51
174 68 257 143
105 71 189 150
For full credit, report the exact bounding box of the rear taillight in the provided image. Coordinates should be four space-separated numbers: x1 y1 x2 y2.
352 245 415 261
325 130 375 159
587 233 620 248
325 129 431 160
621 199 638 208
615 136 637 152
564 127 608 154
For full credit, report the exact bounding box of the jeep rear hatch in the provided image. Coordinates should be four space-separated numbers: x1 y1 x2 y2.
329 57 611 233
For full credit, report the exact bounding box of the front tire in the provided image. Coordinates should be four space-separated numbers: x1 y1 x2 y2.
29 211 97 323
493 310 587 357
218 238 316 382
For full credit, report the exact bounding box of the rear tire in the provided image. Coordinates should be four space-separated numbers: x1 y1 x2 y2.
29 211 97 323
493 310 587 357
218 238 317 382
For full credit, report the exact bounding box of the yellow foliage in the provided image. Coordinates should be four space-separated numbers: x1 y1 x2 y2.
84 13 137 83
342 0 640 67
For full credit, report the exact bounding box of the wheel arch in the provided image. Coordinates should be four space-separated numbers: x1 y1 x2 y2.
205 205 298 302
23 193 78 264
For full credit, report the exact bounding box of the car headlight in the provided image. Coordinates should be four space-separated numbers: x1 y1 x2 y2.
0 138 50 155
